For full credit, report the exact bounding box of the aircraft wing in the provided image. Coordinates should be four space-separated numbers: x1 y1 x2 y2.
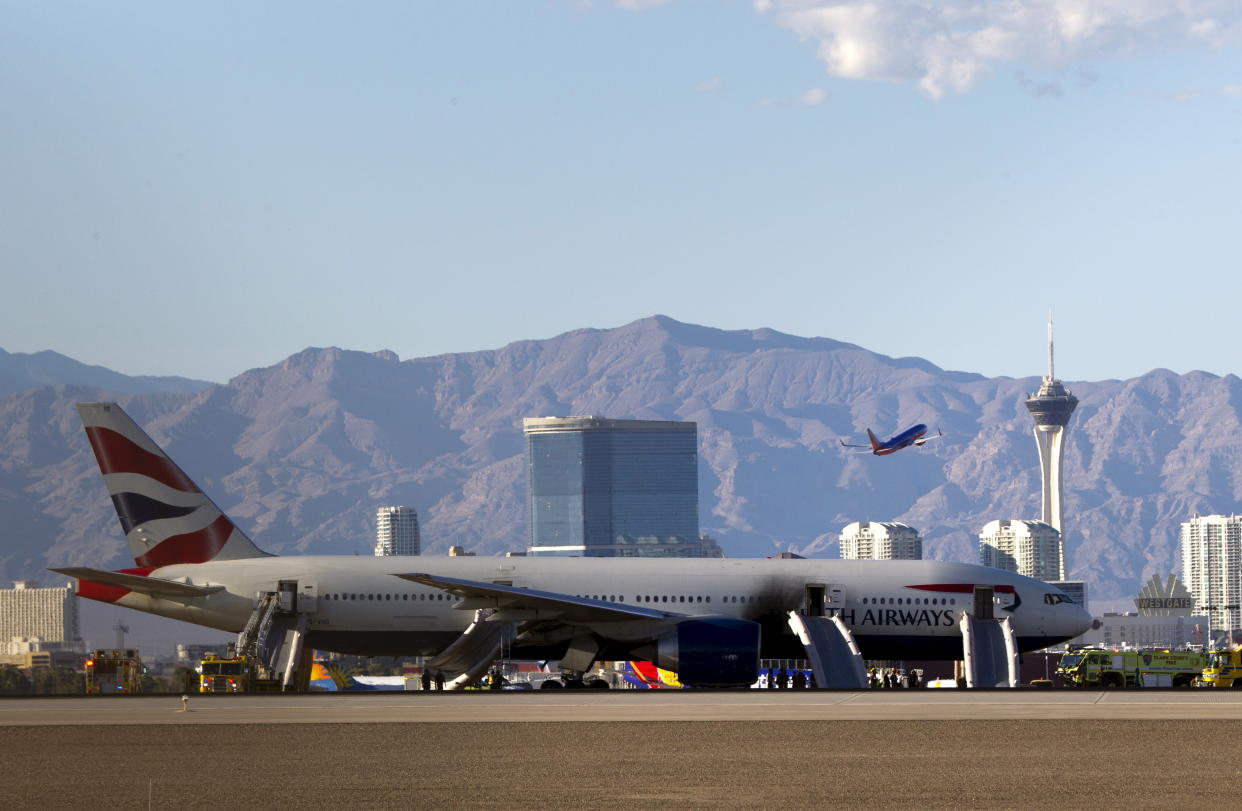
393 572 681 623
50 567 225 599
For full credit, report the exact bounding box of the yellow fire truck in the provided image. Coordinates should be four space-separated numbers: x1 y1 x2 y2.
1200 648 1242 688
199 653 254 692
1056 649 1208 688
84 649 144 694
199 653 282 693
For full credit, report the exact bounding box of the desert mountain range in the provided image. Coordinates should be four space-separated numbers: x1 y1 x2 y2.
3 315 1239 607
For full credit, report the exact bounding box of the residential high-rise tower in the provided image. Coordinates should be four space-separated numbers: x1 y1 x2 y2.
374 506 421 556
1180 514 1242 639
0 581 81 654
979 519 1064 581
840 521 922 560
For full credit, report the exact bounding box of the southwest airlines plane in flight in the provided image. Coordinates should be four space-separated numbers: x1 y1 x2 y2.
841 424 943 456
54 403 1089 688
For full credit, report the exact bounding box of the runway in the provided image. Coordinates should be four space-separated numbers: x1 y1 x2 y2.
4 689 1242 725
5 693 1240 808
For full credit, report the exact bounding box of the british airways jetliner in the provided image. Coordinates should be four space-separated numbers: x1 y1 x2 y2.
54 403 1088 688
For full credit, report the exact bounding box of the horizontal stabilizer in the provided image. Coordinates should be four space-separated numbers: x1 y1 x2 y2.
50 567 224 599
393 572 677 623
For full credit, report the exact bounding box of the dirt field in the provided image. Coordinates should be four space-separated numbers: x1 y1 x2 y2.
4 720 1239 808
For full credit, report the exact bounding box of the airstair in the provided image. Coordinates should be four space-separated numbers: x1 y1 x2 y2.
236 591 279 659
235 587 313 691
786 611 869 689
425 608 517 690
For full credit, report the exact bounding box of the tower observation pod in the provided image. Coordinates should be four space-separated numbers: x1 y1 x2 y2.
1023 316 1077 578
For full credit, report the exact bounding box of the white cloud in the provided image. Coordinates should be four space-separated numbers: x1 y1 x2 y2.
757 87 828 107
692 76 724 92
757 1 1242 98
1223 84 1242 98
800 87 828 105
614 0 673 9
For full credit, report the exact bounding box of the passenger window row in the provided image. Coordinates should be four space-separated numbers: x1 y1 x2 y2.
860 597 957 606
576 595 759 605
324 593 450 602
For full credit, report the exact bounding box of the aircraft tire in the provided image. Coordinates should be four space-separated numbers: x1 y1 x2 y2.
539 679 563 690
587 679 610 689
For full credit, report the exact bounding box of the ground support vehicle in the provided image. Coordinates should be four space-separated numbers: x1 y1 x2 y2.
1056 649 1208 688
85 649 143 694
199 653 281 692
1201 648 1242 688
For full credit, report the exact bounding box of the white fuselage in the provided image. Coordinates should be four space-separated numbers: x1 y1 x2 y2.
104 556 1091 660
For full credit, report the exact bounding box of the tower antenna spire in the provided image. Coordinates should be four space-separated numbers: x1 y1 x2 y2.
1047 309 1055 381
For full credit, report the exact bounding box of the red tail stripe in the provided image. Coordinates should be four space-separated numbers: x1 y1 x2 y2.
76 567 156 604
907 583 1017 594
135 513 234 568
84 426 201 494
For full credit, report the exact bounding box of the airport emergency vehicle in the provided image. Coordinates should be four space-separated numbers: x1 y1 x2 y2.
84 648 143 693
1056 649 1207 688
1201 648 1242 688
199 652 281 693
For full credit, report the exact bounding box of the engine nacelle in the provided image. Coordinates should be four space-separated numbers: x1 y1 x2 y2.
653 616 760 687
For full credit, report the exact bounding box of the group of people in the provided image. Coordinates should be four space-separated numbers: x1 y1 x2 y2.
419 669 447 690
764 668 813 689
868 668 921 689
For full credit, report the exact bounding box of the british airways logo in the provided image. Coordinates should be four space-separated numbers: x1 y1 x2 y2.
829 607 957 627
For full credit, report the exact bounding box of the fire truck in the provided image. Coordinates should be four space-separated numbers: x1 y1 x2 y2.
199 653 255 693
199 650 281 693
1056 648 1208 688
84 649 144 694
1200 648 1242 688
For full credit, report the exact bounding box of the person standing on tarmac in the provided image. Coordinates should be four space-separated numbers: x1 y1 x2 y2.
766 669 777 689
434 671 445 691
793 669 806 689
421 668 431 691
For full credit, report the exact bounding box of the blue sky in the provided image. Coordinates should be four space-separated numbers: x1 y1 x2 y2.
3 1 1241 384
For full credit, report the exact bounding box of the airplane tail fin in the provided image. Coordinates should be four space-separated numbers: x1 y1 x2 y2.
76 402 270 569
866 428 883 451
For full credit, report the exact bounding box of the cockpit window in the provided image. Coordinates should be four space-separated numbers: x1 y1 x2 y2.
1043 593 1073 605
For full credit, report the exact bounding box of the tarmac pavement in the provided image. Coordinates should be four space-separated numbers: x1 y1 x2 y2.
4 689 1242 725
4 693 1240 808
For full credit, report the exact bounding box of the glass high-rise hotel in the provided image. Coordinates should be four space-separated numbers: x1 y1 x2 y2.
525 416 703 557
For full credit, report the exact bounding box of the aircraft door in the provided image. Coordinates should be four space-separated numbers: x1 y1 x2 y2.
299 582 318 614
804 584 825 617
278 580 298 613
973 586 995 620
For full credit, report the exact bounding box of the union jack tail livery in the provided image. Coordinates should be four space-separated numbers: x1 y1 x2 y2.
77 402 269 568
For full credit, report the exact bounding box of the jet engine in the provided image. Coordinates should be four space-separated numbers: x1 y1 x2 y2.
650 616 760 687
